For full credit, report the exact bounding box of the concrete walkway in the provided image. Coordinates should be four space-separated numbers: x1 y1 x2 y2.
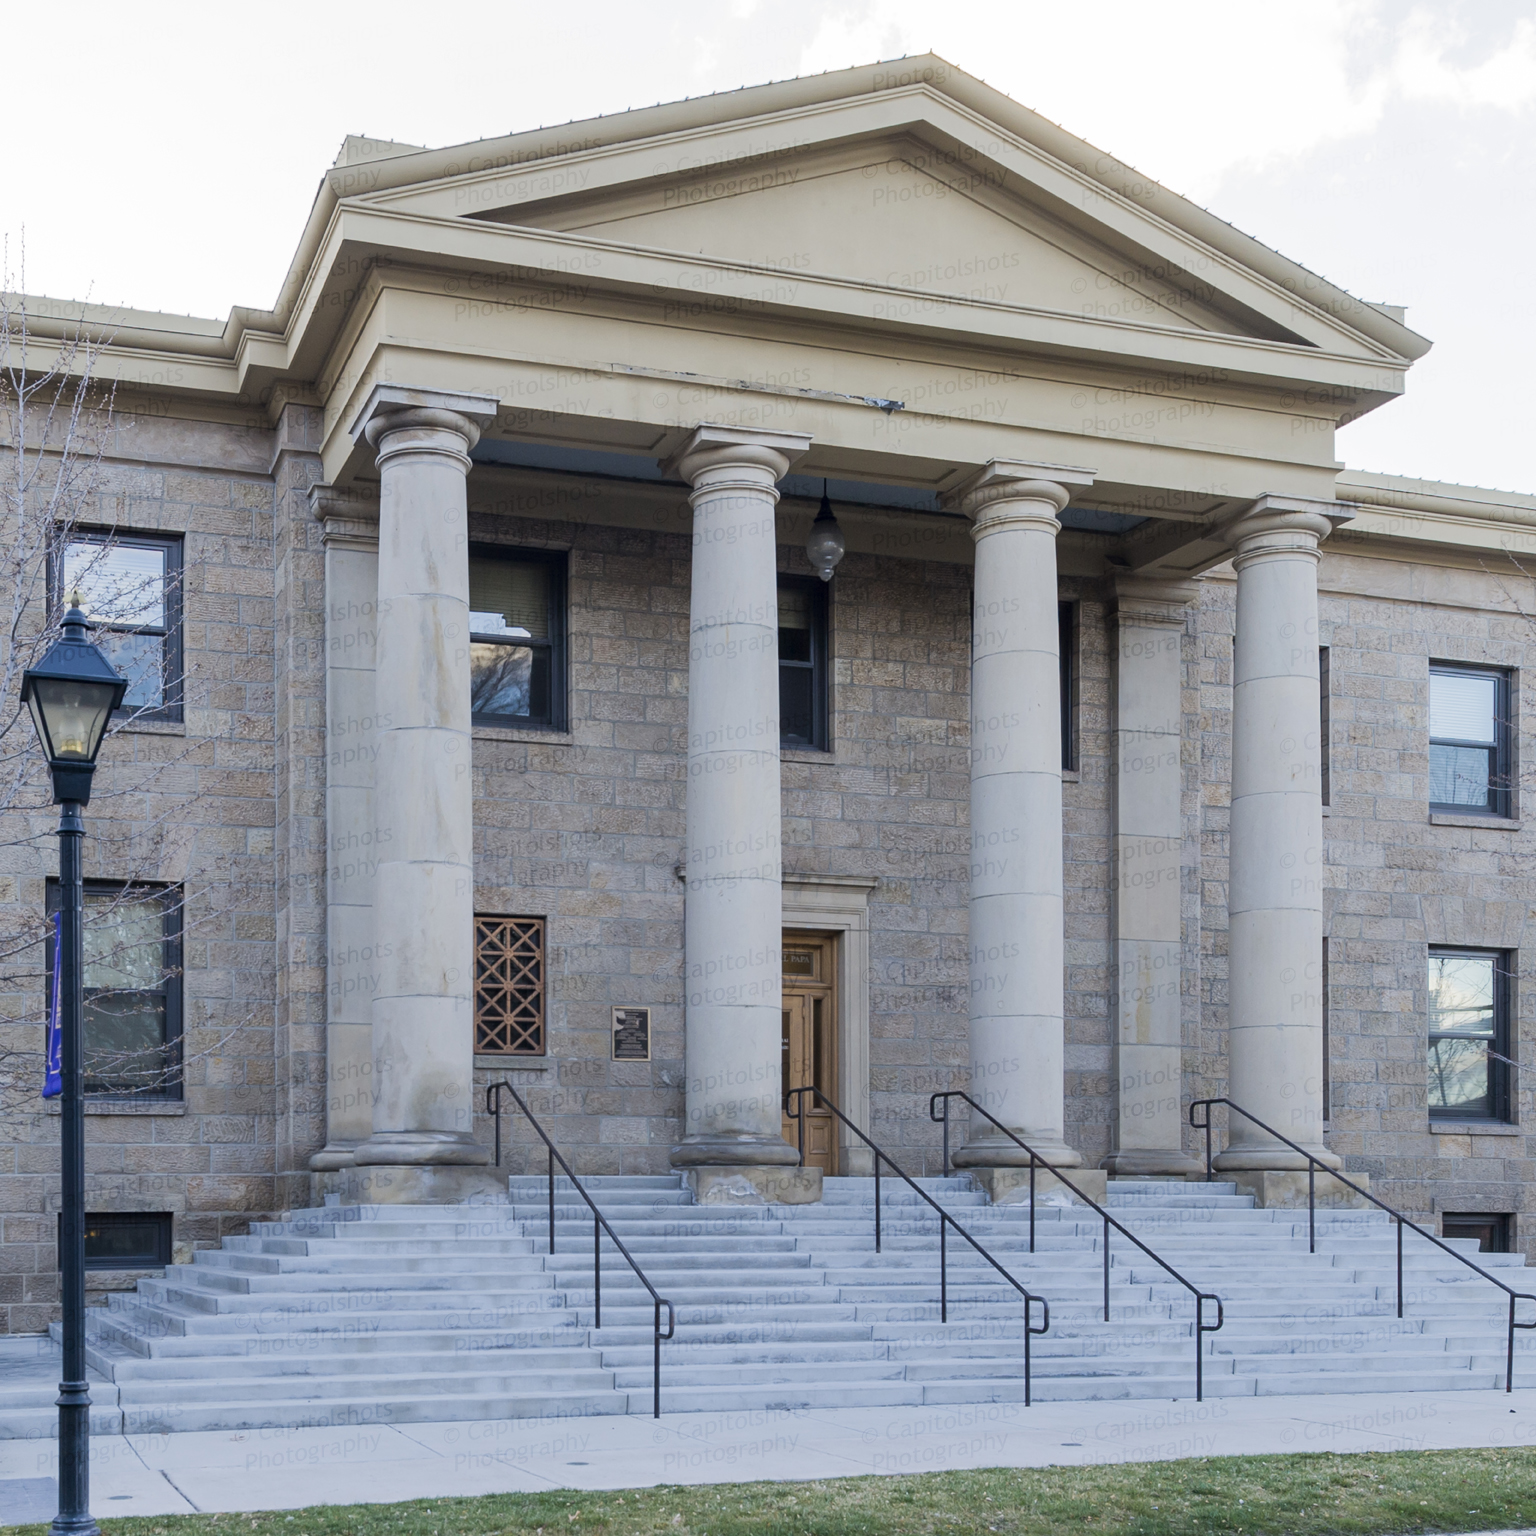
4 1389 1536 1520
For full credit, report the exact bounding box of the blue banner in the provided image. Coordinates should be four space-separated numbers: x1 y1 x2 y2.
43 910 62 1100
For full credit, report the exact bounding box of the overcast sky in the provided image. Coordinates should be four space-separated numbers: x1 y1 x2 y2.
7 0 1532 492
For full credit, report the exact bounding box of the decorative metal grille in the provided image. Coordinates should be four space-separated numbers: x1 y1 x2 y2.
475 916 545 1054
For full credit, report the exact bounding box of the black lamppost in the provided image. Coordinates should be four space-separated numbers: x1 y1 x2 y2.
22 604 127 1536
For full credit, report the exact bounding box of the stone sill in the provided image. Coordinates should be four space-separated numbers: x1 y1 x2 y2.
474 1056 552 1072
1430 812 1521 830
45 1099 187 1116
782 747 836 764
112 718 186 737
1429 1121 1521 1136
473 725 574 746
1061 769 1080 783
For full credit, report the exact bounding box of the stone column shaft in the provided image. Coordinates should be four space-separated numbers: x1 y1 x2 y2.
1104 577 1201 1176
664 425 809 1169
1217 496 1349 1172
348 385 496 1167
948 460 1093 1172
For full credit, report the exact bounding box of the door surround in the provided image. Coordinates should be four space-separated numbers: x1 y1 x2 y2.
782 874 878 1175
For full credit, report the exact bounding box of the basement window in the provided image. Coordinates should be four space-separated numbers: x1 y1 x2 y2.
1442 1213 1511 1254
59 1211 173 1270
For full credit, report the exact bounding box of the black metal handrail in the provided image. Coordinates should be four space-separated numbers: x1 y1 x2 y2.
1190 1096 1536 1392
785 1085 1049 1405
486 1080 676 1417
930 1090 1224 1401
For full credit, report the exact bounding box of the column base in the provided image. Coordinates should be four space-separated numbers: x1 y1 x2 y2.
1227 1169 1370 1210
968 1166 1107 1206
1100 1150 1205 1178
669 1134 801 1169
317 1165 509 1205
686 1166 823 1205
353 1131 490 1167
309 1141 361 1172
951 1135 1083 1170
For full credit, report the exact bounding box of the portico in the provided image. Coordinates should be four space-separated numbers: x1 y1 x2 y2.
303 373 1353 1198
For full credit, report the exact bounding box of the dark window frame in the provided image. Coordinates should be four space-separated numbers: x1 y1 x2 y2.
45 879 184 1101
1427 944 1513 1124
61 1210 174 1271
1429 661 1513 819
777 574 830 752
467 544 567 732
51 529 184 723
1319 646 1331 808
1059 601 1077 772
1442 1212 1512 1254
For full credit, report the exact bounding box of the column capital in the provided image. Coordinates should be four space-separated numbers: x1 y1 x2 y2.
1110 573 1200 629
347 383 499 459
660 423 811 487
941 458 1096 530
1220 494 1355 565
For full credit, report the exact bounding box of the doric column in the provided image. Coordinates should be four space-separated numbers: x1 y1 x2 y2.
310 486 380 1172
1103 575 1202 1176
946 460 1094 1173
1216 495 1350 1171
347 385 497 1167
662 425 810 1170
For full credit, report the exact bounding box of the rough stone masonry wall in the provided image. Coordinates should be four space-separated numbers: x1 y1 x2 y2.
462 503 1124 1177
1194 548 1536 1261
0 404 280 1334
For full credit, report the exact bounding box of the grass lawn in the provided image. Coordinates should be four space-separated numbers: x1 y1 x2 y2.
16 1448 1536 1536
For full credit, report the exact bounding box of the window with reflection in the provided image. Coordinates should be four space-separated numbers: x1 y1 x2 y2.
1430 664 1512 817
1427 948 1511 1121
468 548 565 729
47 882 182 1098
778 577 828 750
58 534 182 719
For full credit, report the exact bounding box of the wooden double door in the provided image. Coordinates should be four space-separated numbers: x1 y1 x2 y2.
780 931 838 1174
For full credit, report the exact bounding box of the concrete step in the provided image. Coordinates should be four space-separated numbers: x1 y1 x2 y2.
9 1170 1526 1439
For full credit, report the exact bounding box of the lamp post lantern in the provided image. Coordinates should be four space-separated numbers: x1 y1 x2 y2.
805 480 845 583
21 603 127 1536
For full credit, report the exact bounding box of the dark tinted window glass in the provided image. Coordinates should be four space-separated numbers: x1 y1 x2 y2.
778 579 827 749
467 551 564 728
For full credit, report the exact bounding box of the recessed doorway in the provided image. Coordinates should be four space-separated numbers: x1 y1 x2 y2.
781 930 838 1174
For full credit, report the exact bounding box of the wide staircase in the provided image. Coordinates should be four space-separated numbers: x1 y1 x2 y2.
8 1173 1534 1436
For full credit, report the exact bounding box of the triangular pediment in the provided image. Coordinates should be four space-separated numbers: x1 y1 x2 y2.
484 137 1288 342
348 61 1428 371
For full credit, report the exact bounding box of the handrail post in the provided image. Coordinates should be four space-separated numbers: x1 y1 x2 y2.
1509 1294 1517 1393
1024 1296 1032 1408
1029 1154 1036 1255
654 1300 662 1419
940 1215 948 1324
1396 1216 1403 1319
593 1209 601 1329
1196 1297 1203 1404
490 1084 502 1169
874 1153 882 1253
1103 1214 1110 1322
1308 1160 1315 1254
940 1097 950 1175
547 1146 555 1255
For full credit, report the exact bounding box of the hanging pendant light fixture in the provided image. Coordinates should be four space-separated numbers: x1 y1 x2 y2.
805 478 846 583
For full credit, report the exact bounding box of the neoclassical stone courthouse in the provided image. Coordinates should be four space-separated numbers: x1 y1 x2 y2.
4 56 1534 1329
